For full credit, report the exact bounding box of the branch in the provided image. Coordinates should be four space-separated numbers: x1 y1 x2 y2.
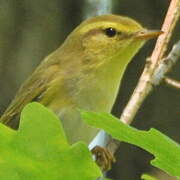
164 77 180 89
152 40 180 86
120 0 180 125
150 0 180 65
107 0 180 154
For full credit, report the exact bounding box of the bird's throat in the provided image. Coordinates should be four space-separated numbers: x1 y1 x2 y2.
73 40 145 113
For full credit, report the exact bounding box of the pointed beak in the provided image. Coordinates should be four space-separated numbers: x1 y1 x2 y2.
135 30 163 39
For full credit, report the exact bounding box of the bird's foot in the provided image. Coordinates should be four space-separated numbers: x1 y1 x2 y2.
91 145 116 171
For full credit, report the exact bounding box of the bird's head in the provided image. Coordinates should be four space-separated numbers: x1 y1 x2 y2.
63 14 162 69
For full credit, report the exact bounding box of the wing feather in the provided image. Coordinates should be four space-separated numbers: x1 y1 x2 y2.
0 63 61 128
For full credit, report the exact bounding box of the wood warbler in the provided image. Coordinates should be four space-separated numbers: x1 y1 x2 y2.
0 14 161 150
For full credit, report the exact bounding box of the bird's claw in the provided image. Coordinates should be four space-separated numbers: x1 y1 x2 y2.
91 145 116 171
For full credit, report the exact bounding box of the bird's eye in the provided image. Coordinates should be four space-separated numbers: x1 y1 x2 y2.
104 27 117 37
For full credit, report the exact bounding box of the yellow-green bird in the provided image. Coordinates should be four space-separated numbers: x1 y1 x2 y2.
0 14 161 146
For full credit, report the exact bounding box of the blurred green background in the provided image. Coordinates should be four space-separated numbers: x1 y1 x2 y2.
0 0 179 179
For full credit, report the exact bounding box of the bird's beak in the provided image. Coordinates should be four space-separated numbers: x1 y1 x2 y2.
135 30 163 39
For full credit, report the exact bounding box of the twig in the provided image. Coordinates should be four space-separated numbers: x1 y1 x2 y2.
164 77 180 89
152 40 180 86
151 0 180 63
107 0 180 154
120 0 180 125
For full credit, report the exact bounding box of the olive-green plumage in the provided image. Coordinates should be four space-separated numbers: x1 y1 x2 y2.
0 14 161 144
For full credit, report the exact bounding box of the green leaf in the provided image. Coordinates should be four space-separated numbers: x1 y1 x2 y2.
0 103 101 180
81 111 180 178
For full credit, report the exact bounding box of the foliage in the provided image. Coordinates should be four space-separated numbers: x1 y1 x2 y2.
1 102 180 179
81 111 180 178
0 103 101 180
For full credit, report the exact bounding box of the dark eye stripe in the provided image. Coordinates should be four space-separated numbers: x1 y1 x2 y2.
84 27 126 39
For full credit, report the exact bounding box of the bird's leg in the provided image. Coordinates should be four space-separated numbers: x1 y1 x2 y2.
91 145 116 171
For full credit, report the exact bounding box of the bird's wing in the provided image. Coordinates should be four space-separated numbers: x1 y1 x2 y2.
0 63 61 128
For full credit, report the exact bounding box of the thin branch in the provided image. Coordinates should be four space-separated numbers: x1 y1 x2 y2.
152 40 180 86
150 0 180 65
164 77 180 89
122 0 180 124
120 0 180 125
107 0 180 154
107 40 180 154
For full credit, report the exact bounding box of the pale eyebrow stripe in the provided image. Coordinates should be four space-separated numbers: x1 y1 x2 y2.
79 21 140 34
79 22 118 33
